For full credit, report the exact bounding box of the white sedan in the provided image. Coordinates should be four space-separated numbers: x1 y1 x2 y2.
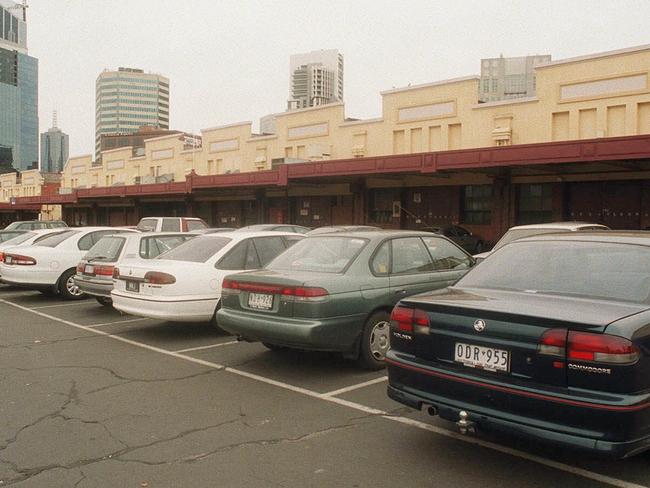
111 231 302 324
0 227 137 299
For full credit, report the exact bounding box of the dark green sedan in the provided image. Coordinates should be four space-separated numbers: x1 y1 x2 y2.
217 231 475 369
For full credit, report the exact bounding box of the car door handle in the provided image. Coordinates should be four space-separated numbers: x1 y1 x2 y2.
393 289 408 295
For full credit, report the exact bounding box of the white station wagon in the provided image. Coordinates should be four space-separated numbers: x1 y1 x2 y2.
111 231 303 325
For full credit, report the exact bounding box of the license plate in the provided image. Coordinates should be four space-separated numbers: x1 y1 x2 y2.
454 342 510 372
126 281 140 293
5 256 11 264
248 292 273 310
84 265 94 275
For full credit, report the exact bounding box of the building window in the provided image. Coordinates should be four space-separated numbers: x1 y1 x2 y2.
462 185 492 225
517 183 553 225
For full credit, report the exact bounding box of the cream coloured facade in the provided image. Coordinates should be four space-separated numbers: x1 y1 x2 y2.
47 44 650 191
0 169 62 220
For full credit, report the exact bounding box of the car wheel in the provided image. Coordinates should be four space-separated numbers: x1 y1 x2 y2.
58 269 86 300
96 296 113 307
357 311 390 370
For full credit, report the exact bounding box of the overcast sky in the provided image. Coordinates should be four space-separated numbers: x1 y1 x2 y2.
27 0 650 156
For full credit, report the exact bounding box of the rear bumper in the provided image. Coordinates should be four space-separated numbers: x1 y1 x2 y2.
386 350 650 458
0 266 59 288
217 307 365 351
74 274 112 298
111 291 218 322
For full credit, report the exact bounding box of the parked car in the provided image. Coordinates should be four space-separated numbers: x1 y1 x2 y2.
5 220 68 230
136 217 208 232
111 231 303 324
74 232 195 306
236 224 311 234
473 221 609 260
386 231 650 458
217 231 475 369
420 225 485 254
307 225 382 235
0 227 137 299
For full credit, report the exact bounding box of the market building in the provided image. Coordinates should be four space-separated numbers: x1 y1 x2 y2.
11 43 650 244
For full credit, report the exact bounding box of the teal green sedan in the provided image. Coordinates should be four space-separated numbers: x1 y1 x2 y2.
216 231 475 369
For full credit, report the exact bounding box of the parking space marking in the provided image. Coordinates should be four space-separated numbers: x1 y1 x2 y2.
32 301 96 310
321 376 388 397
86 317 152 328
172 340 239 354
1 297 645 488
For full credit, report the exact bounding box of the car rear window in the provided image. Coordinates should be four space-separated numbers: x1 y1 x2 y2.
137 218 158 232
458 240 650 304
268 236 368 273
85 236 126 262
34 230 79 248
139 235 192 259
1 232 36 246
158 236 231 263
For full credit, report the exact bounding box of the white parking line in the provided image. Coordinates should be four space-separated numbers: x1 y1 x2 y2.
173 340 239 354
86 317 152 328
32 301 95 310
1 297 644 488
321 376 388 397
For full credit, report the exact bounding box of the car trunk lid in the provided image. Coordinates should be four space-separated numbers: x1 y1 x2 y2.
392 287 648 388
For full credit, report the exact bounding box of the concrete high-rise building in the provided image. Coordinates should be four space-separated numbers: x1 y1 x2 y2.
95 67 169 160
479 54 551 102
40 112 69 173
0 0 38 172
288 49 343 110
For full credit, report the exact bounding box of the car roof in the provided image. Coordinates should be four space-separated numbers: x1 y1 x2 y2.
198 230 303 238
306 230 441 239
508 221 607 231
517 230 650 246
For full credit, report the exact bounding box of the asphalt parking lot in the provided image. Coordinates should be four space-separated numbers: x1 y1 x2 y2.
1 285 649 488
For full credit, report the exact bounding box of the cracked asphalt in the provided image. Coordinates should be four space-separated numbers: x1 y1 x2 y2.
1 286 650 488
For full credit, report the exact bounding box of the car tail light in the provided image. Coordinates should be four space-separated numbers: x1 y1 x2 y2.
538 328 567 357
77 263 85 273
0 252 5 262
568 332 640 365
4 253 36 265
112 267 120 279
94 265 114 276
222 279 328 300
144 271 176 285
390 306 430 334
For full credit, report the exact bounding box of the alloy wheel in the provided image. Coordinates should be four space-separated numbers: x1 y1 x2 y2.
369 320 390 360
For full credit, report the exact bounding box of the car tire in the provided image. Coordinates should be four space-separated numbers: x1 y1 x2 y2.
96 296 113 307
357 311 390 370
39 288 58 296
58 269 86 300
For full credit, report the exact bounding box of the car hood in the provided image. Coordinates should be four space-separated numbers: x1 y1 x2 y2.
401 286 650 330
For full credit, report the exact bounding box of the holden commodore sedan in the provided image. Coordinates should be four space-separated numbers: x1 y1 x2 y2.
74 232 194 306
0 227 136 299
111 231 303 324
387 231 650 458
217 231 474 369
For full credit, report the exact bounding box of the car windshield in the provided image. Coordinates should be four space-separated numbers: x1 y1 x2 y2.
268 236 368 273
185 220 207 231
457 240 650 304
85 236 126 261
492 228 570 251
0 232 35 246
34 230 79 248
157 236 232 263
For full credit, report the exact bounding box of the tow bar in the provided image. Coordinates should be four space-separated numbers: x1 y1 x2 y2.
456 410 476 435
